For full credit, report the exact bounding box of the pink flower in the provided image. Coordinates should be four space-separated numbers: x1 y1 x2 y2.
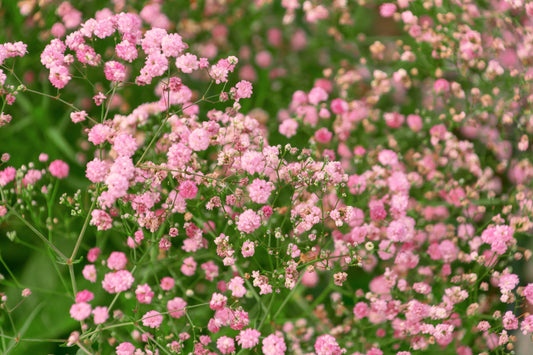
210 293 227 311
115 342 136 355
101 270 134 294
161 277 175 290
255 50 272 68
104 61 126 82
327 99 346 115
333 272 347 286
308 87 328 105
314 127 333 144
107 251 127 270
48 160 69 179
523 284 533 304
315 334 343 355
142 310 163 328
384 112 405 128
49 65 71 89
92 306 109 324
167 297 187 318
66 331 79 346
0 167 16 186
175 53 199 73
70 302 91 321
379 3 397 17
90 209 113 231
228 276 247 298
82 264 97 283
162 33 187 57
242 240 255 257
240 151 265 175
202 261 219 281
181 256 197 276
521 315 533 334
407 114 422 132
499 274 519 292
135 284 154 304
279 118 298 138
178 180 198 199
237 328 261 349
188 128 210 151
353 302 369 319
87 247 101 263
434 78 450 93
217 336 235 354
115 40 138 62
113 133 138 157
70 110 87 123
262 333 286 355
378 149 398 166
248 179 274 204
75 290 94 303
481 225 515 255
93 92 106 106
88 124 112 145
232 80 253 100
503 311 518 330
301 270 319 287
86 158 109 183
237 209 261 233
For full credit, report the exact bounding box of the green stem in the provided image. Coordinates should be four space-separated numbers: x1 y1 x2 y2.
0 252 21 288
2 201 67 262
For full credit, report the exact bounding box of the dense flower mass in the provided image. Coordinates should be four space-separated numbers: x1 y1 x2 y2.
2 0 533 354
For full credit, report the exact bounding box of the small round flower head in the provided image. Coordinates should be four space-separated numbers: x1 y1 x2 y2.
87 247 101 263
48 160 69 179
70 110 87 123
115 342 136 355
66 331 79 347
101 270 134 293
217 336 235 354
237 328 261 349
135 284 154 304
178 180 198 199
521 315 533 334
92 306 109 324
90 209 113 231
237 209 261 233
181 256 197 276
161 277 175 290
188 128 210 151
315 334 343 355
82 264 97 283
279 118 298 138
107 251 128 270
142 310 163 328
262 333 286 355
210 292 227 310
167 297 187 318
69 302 91 321
240 151 265 175
248 179 274 204
75 289 94 303
228 276 247 298
231 80 253 100
242 240 255 257
113 133 138 157
379 3 396 17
